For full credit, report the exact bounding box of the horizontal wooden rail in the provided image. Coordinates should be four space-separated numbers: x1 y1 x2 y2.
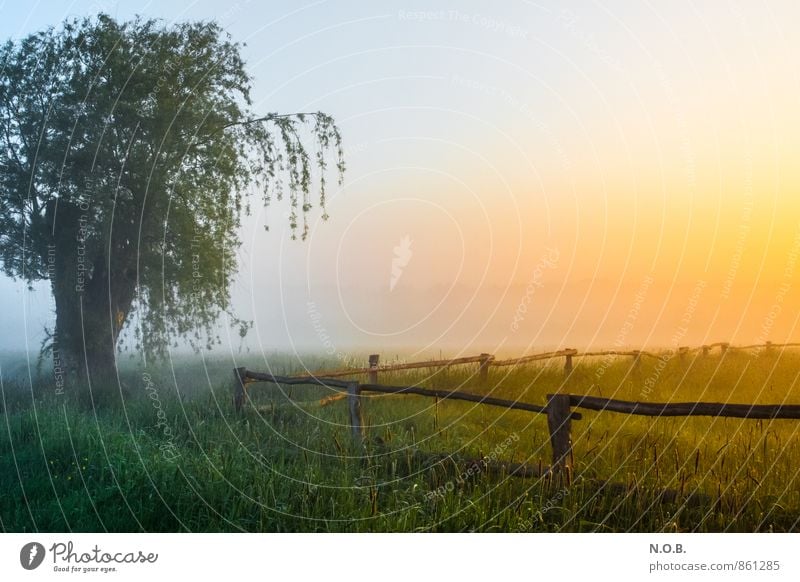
737 342 800 350
580 349 656 358
234 368 582 419
288 367 372 379
368 354 488 371
568 394 800 419
275 341 800 383
243 369 352 389
491 349 577 367
288 354 488 379
360 383 582 419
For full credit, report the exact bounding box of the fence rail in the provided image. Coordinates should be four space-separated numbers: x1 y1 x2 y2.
287 354 489 380
232 340 800 483
568 395 800 419
233 368 582 420
271 341 800 389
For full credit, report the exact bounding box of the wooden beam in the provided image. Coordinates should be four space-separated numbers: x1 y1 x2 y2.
582 349 650 357
492 349 578 367
546 394 573 478
359 383 582 419
368 354 380 384
253 392 348 413
289 354 488 378
237 369 583 418
564 350 574 376
233 367 247 413
478 353 493 389
243 370 352 389
274 342 800 382
347 381 364 446
568 394 800 419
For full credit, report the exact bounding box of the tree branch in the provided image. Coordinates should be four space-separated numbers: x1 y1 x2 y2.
192 111 326 146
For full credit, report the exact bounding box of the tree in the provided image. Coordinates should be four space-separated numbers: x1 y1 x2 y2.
0 14 343 395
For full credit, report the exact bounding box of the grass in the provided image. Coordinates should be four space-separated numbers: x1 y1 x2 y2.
2 348 800 532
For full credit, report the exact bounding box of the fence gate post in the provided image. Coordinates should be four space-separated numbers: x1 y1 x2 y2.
347 381 364 446
233 367 247 413
478 353 492 390
546 393 573 481
564 350 575 377
368 354 380 384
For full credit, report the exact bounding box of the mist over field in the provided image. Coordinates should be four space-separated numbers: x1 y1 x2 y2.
2 1 800 539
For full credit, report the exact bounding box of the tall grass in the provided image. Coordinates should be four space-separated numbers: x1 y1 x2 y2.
2 349 800 532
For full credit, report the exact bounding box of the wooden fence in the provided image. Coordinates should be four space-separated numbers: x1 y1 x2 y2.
232 340 800 482
269 341 800 389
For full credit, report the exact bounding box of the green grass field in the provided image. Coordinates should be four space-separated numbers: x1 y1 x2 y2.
2 349 800 532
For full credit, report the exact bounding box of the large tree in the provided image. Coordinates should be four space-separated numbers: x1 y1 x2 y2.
0 14 343 394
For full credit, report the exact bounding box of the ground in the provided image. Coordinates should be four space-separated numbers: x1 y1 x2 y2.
1 349 798 532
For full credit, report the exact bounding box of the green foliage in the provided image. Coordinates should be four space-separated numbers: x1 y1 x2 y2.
0 14 343 358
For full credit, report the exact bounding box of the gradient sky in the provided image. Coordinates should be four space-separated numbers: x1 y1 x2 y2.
2 0 799 361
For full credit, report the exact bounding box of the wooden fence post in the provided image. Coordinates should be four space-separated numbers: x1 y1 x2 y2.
478 353 492 390
632 350 641 370
546 393 573 480
368 354 380 384
702 345 709 356
564 349 575 377
347 381 364 446
679 346 688 361
234 367 247 413
765 341 773 352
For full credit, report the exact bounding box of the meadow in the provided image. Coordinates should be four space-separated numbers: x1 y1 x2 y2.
2 348 800 532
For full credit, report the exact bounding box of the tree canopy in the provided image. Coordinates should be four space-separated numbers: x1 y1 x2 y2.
0 14 343 386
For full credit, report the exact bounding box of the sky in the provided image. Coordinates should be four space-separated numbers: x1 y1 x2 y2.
1 0 800 361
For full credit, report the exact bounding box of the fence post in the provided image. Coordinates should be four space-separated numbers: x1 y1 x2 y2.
478 353 493 390
765 341 773 353
546 393 573 481
564 349 575 377
679 346 688 361
347 381 364 446
368 354 380 384
702 345 709 356
233 367 247 413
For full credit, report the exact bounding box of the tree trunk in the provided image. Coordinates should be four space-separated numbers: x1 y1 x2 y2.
48 205 137 404
51 274 136 403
